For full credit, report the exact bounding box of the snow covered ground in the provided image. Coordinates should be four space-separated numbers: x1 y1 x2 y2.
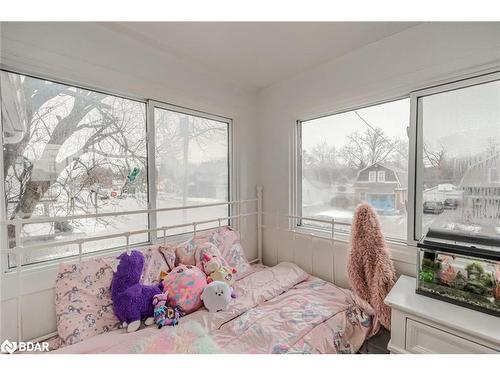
13 196 230 267
302 203 492 242
303 204 408 240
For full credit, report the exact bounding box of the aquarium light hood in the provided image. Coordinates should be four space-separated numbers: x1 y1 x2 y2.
419 228 500 262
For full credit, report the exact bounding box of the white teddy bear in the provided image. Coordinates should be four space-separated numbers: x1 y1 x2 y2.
200 281 232 313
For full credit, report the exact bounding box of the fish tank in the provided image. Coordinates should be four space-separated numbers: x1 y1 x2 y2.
417 228 500 317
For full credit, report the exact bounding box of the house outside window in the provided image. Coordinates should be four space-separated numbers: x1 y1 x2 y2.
416 76 500 239
299 70 500 244
299 98 409 241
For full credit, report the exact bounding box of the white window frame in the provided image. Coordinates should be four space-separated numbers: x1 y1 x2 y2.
296 70 500 247
147 100 234 243
369 171 377 182
488 168 499 183
377 171 386 182
295 96 410 244
0 69 234 271
409 70 500 243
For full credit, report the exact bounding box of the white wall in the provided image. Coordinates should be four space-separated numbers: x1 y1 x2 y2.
0 22 260 341
256 22 500 280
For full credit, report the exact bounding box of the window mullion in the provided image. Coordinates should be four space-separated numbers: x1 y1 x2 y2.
407 93 419 245
146 100 157 244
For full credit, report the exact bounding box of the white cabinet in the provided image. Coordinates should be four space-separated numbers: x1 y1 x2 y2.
405 319 497 354
385 276 500 354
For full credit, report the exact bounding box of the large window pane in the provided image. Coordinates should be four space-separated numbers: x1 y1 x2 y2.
301 98 409 240
1 71 148 266
420 79 500 237
154 108 229 235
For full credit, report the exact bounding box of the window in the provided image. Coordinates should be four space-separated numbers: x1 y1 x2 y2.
0 71 232 267
416 77 500 239
153 105 230 236
489 168 500 183
299 72 500 244
1 71 148 266
300 98 409 240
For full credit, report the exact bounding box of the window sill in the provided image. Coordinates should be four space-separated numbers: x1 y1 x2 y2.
294 225 417 266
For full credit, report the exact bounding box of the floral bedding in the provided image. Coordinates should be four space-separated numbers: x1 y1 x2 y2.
53 246 167 346
51 262 379 354
53 226 250 347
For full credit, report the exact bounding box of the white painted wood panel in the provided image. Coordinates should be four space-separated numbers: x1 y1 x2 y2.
406 319 497 354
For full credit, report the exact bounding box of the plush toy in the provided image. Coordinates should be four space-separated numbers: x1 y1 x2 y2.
160 265 207 314
201 281 232 313
152 292 169 309
111 250 162 333
155 306 181 328
207 265 237 285
152 293 182 328
201 252 224 275
202 253 237 286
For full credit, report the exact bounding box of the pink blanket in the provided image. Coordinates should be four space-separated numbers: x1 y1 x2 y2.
52 263 377 354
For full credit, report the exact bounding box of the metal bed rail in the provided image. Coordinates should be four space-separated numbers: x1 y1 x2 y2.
1 187 264 343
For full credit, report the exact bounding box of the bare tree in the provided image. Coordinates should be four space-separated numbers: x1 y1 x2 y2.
2 73 146 244
422 143 459 186
302 141 337 184
423 143 446 169
486 137 498 156
154 110 227 207
339 127 395 170
309 141 336 166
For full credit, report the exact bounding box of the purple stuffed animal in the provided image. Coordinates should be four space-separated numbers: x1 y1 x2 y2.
111 250 162 333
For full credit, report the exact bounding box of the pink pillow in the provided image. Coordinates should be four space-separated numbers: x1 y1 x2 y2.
207 227 252 276
141 246 173 284
194 242 229 271
173 238 199 266
168 227 251 275
55 246 169 346
157 245 176 271
55 257 119 346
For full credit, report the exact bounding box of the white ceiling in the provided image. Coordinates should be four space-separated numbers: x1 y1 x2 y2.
100 22 420 90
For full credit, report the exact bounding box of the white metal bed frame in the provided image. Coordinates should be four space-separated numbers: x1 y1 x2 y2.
1 186 351 343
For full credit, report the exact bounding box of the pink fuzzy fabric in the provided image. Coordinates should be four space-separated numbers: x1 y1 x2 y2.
347 203 396 330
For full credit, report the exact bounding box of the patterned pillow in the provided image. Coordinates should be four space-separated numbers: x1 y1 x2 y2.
194 242 229 271
165 227 251 276
173 238 199 266
55 246 169 346
55 257 120 346
206 227 251 277
142 246 174 284
157 245 176 272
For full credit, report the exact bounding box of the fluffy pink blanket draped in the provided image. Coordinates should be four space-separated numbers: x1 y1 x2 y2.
347 203 396 330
